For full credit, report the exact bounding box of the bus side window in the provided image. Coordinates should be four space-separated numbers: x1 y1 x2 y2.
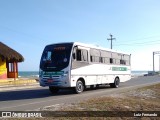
82 49 88 61
76 49 88 62
76 49 82 61
72 46 77 60
90 56 93 62
72 53 76 60
110 58 113 64
120 60 126 65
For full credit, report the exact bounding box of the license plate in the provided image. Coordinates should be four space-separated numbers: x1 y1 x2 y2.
47 79 53 83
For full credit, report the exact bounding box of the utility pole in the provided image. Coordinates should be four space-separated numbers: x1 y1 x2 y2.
153 52 155 72
107 34 116 49
153 51 160 72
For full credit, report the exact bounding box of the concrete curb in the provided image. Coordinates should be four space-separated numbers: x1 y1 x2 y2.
0 83 40 92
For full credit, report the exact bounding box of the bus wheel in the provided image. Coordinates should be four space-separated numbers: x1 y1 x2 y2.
110 77 120 88
49 86 59 94
75 80 84 94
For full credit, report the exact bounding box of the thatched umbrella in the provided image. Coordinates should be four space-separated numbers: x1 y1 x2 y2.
0 42 24 62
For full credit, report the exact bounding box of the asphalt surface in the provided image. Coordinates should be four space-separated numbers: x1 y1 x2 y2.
0 75 160 111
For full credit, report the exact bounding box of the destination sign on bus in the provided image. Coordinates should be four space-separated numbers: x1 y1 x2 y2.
54 47 65 50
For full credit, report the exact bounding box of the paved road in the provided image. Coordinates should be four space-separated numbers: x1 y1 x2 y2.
0 76 160 111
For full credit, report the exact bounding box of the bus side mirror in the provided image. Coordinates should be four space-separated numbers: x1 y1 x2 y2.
73 53 76 59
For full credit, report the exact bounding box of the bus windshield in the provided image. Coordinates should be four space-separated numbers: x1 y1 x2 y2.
40 43 73 71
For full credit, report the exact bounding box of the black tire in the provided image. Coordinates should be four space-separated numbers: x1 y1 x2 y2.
49 86 59 94
96 84 100 88
75 80 84 94
90 85 97 90
90 85 95 89
110 77 120 88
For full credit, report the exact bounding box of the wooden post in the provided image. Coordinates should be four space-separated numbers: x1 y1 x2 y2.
16 62 18 78
6 62 9 78
14 62 16 81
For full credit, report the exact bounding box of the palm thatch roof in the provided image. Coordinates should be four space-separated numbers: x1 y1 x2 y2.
0 42 24 62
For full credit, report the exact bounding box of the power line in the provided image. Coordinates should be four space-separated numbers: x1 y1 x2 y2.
107 34 116 49
115 35 160 43
114 39 160 46
0 25 45 41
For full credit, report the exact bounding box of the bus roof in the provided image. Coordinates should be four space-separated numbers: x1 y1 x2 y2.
47 42 130 55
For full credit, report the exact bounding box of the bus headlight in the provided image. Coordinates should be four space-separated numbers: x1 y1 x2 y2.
62 71 68 77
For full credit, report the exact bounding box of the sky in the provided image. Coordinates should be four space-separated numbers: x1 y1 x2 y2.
0 0 160 71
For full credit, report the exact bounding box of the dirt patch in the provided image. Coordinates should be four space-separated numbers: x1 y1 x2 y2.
35 83 160 120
